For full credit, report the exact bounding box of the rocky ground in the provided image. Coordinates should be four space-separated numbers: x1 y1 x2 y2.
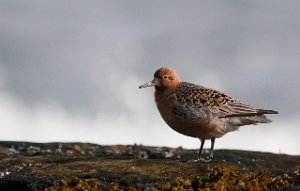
0 141 299 191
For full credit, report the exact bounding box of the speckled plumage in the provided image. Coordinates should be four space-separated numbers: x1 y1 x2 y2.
139 68 278 161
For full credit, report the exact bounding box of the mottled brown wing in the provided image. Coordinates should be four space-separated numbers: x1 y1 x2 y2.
171 82 270 120
172 82 232 108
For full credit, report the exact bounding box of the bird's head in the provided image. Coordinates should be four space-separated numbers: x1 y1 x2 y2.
139 68 181 90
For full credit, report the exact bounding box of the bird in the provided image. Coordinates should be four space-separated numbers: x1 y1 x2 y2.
139 67 278 161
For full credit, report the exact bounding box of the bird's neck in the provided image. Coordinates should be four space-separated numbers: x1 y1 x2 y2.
154 86 175 103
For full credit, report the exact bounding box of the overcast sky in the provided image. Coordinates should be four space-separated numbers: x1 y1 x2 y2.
0 1 299 155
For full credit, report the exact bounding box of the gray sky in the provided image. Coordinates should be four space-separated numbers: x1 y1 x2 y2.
0 1 299 154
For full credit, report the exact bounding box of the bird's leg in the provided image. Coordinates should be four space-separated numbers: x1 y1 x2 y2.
209 138 215 159
198 139 205 160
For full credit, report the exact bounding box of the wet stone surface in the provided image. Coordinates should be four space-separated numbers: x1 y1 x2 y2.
0 141 299 190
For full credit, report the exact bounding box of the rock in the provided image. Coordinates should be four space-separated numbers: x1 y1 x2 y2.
0 141 299 190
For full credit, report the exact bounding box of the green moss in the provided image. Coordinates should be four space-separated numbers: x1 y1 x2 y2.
0 156 17 163
37 159 199 179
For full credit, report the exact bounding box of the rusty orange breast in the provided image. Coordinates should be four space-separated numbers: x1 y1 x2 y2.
155 90 224 139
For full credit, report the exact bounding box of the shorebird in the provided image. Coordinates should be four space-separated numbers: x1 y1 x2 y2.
139 68 278 161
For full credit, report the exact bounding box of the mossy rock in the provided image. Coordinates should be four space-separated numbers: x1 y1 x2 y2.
0 142 299 190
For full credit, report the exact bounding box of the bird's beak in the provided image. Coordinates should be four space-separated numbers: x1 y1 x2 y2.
139 79 159 89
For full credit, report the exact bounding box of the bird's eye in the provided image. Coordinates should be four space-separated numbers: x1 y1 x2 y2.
163 76 174 80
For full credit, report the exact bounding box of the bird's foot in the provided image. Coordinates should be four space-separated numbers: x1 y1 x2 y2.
194 156 213 163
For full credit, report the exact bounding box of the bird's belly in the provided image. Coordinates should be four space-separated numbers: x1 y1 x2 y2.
157 105 224 139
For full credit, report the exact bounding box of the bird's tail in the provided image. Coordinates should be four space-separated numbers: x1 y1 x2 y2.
243 115 272 124
226 109 278 126
257 109 279 115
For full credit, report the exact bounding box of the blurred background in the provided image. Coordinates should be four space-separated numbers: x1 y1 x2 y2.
0 1 299 155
